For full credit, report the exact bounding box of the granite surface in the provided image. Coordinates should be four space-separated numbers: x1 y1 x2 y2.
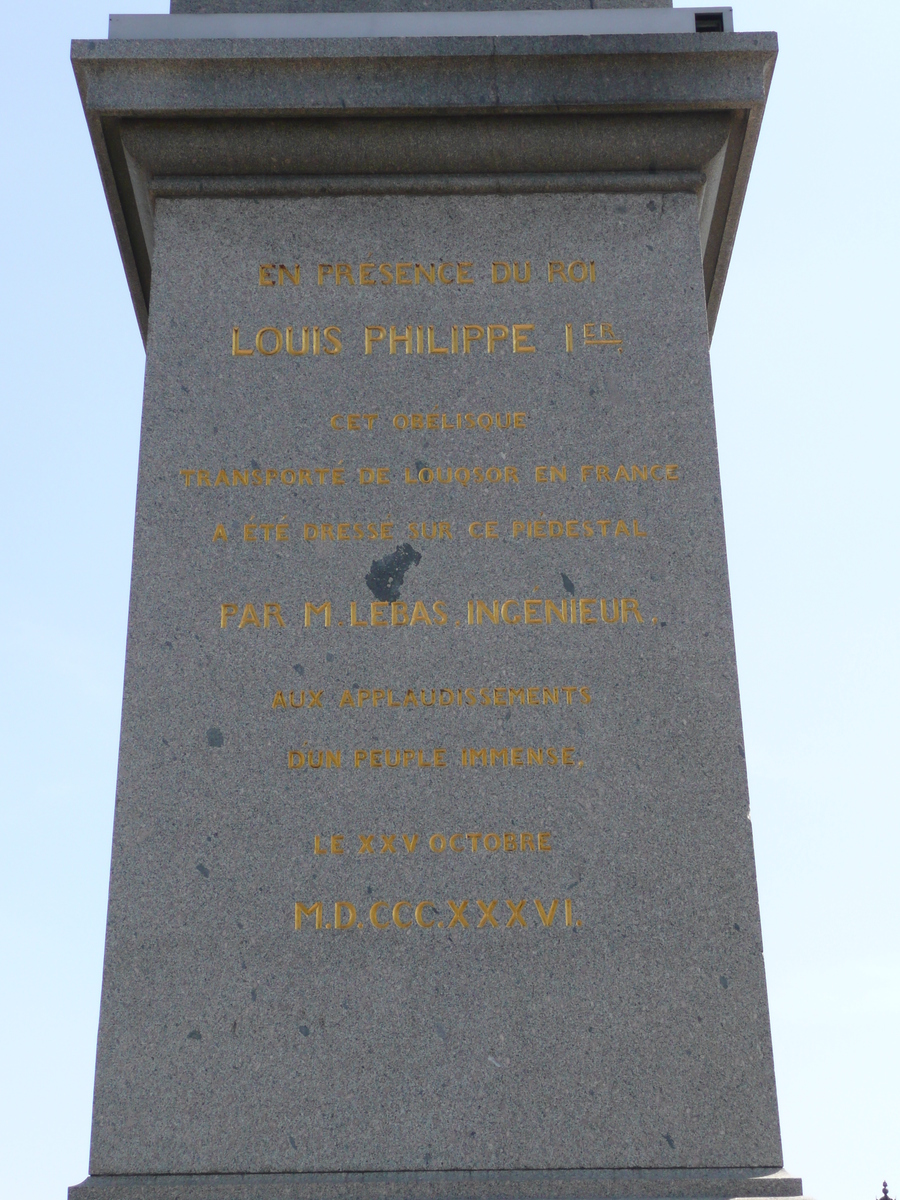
70 11 803 1200
111 11 735 41
71 31 776 341
87 188 783 1177
70 1167 805 1199
171 1 674 13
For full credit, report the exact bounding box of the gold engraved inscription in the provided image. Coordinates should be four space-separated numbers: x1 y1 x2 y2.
391 412 526 431
285 747 583 770
309 830 552 855
334 686 591 708
217 598 652 630
294 897 581 931
179 462 677 487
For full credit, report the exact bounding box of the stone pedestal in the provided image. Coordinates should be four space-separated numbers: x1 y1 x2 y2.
70 7 806 1199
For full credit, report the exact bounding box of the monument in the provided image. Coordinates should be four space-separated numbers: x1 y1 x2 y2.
71 3 804 1198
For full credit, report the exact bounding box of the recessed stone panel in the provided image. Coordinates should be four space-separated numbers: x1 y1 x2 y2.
86 190 779 1175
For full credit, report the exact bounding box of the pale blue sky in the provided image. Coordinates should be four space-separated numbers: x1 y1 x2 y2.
0 3 896 1199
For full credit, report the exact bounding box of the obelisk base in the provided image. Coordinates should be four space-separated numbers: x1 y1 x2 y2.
71 1168 807 1200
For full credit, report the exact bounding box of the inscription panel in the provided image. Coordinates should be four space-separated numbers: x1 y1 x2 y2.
91 193 779 1174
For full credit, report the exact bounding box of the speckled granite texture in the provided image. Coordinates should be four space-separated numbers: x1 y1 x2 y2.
70 15 804 1200
171 2 675 13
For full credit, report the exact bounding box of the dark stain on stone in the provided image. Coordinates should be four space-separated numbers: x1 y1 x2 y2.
720 975 729 989
207 728 224 747
366 543 421 601
187 1030 201 1041
664 1133 675 1149
738 744 746 758
299 1025 310 1037
289 1136 298 1150
293 663 304 674
326 653 335 662
434 1022 449 1042
196 863 210 878
561 572 575 596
